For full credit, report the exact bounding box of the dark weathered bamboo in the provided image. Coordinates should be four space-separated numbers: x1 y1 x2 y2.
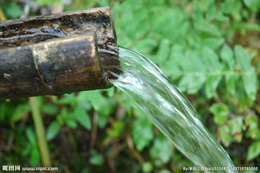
0 7 119 99
0 32 108 99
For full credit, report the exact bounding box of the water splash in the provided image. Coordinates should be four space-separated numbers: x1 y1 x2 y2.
108 47 237 172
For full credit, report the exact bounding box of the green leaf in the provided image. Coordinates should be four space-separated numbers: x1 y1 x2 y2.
150 133 171 163
187 31 202 49
46 121 60 141
98 0 109 7
159 170 171 173
57 94 76 105
26 128 37 146
132 118 153 151
230 1 243 20
228 116 244 142
36 0 51 6
197 0 213 12
89 150 104 166
106 87 115 97
78 90 116 120
243 0 260 12
229 116 244 135
247 140 260 161
64 0 96 11
73 107 91 130
204 0 216 21
134 38 157 55
0 103 6 121
81 91 103 111
177 50 207 94
42 104 58 115
193 0 203 21
209 103 228 125
202 46 222 71
66 118 78 129
178 75 206 94
57 107 69 125
195 20 221 36
220 0 235 14
76 93 92 111
215 11 229 22
235 45 255 71
235 79 252 107
121 0 143 10
156 39 170 66
226 76 238 95
5 2 23 19
159 45 183 80
30 147 40 167
142 162 153 173
205 75 222 99
202 47 222 98
97 115 107 129
245 114 258 139
202 38 225 50
22 145 31 157
234 45 257 101
106 121 124 138
220 45 238 95
218 124 232 147
234 133 242 143
11 104 30 126
53 0 62 5
149 8 187 41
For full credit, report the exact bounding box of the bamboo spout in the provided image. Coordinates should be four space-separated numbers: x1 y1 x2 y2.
0 7 118 99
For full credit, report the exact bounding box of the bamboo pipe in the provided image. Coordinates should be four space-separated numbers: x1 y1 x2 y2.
0 7 119 99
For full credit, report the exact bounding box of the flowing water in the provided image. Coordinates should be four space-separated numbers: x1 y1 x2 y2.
107 47 237 173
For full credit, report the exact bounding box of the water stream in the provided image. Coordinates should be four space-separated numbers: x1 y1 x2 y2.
108 47 237 173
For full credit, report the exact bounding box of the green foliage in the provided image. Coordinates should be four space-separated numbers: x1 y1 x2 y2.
64 0 97 11
1 0 260 172
159 170 171 173
106 120 124 138
132 117 153 151
142 162 153 173
112 2 260 168
26 128 40 166
245 114 260 139
11 104 31 127
234 45 258 101
36 0 51 6
89 149 104 166
150 134 171 164
2 2 23 19
220 45 238 95
46 121 60 141
218 124 232 147
247 140 260 161
113 0 260 103
210 103 228 125
243 0 260 12
73 107 91 130
42 104 59 115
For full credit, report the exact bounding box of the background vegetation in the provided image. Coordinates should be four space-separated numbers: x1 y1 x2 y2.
0 0 260 172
